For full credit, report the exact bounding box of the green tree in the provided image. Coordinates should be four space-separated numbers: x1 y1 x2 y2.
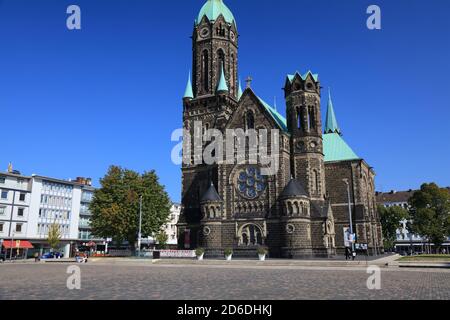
90 166 172 250
47 223 61 251
155 230 169 249
378 205 409 251
408 183 450 252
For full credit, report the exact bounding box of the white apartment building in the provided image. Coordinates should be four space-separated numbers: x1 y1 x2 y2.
164 203 181 245
0 169 97 258
376 189 450 254
145 203 181 247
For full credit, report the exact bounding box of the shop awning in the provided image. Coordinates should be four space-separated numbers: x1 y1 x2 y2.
1 240 34 249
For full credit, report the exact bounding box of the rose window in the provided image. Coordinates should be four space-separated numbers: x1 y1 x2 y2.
237 167 267 199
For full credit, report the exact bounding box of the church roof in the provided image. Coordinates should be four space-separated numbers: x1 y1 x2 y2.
323 133 360 162
201 183 222 202
256 93 360 163
287 71 319 83
257 96 288 132
281 179 308 198
196 0 236 27
183 72 194 99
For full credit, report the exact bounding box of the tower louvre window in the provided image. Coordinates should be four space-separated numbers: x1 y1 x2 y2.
202 50 209 92
297 107 302 130
309 106 316 130
231 54 235 93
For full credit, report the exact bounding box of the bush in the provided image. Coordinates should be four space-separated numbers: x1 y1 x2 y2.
224 248 233 256
257 247 268 255
195 248 205 257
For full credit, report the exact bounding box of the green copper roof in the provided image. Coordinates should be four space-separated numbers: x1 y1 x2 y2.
257 96 288 132
217 64 229 92
251 87 360 163
183 72 194 99
196 0 236 27
287 71 319 83
237 79 243 100
324 89 341 134
323 133 360 162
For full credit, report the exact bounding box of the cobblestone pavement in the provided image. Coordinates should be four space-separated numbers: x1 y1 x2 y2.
0 263 449 300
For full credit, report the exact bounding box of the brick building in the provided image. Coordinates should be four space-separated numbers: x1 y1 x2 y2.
177 0 383 257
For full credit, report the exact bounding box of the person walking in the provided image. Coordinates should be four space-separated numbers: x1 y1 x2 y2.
345 247 350 260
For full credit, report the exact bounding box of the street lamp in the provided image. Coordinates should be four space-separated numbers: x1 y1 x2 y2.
137 195 143 257
343 179 355 256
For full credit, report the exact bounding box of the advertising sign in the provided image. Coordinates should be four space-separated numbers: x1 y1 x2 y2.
343 227 356 248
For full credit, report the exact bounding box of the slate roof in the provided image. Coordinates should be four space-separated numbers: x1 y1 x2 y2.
201 183 222 202
280 179 308 198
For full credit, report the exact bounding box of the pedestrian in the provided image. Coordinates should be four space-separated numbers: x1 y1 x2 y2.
345 247 350 260
34 252 40 263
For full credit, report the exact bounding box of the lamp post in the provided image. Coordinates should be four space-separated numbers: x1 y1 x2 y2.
343 179 355 256
137 195 143 257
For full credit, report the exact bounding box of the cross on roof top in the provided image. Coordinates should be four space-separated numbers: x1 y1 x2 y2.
245 76 253 88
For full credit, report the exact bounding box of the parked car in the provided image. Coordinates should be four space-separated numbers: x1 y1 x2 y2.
41 252 64 259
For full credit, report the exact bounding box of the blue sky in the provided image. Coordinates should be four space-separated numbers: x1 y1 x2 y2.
0 0 449 203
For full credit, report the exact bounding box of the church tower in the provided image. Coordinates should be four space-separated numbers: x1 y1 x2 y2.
284 72 326 202
179 0 239 249
193 0 239 98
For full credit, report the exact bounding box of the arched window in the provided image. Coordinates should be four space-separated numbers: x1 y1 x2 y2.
312 169 319 194
231 54 235 93
246 111 255 130
217 49 225 79
239 224 263 246
202 50 209 92
297 107 302 130
308 106 316 130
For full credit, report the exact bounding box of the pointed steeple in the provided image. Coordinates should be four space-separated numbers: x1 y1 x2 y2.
237 79 243 100
217 64 229 93
201 182 222 202
324 88 341 135
183 71 194 100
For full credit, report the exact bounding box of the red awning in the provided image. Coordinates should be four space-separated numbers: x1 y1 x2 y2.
1 240 34 249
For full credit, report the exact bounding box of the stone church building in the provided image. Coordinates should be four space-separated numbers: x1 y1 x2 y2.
177 0 383 257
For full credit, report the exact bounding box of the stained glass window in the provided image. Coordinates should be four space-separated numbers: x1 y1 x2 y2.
237 167 266 199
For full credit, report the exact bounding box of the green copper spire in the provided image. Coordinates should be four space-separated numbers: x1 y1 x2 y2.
237 79 243 99
196 0 236 27
217 64 229 93
183 71 194 99
324 89 341 135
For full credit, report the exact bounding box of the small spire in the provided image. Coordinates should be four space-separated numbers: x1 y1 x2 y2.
7 162 13 173
237 78 243 100
183 71 194 99
274 96 277 111
324 88 341 135
217 64 229 93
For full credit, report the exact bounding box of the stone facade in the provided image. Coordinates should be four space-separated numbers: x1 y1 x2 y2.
177 0 383 258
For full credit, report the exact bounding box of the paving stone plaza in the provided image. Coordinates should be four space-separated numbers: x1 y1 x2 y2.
0 261 449 300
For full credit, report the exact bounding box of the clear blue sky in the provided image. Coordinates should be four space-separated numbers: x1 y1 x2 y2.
1 0 449 203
